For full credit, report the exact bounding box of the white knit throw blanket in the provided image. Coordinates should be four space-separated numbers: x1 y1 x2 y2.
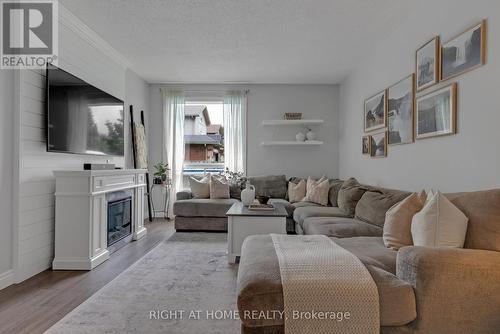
271 234 379 334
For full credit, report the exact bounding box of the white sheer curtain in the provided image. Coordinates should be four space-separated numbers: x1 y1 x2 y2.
223 91 247 174
161 89 185 218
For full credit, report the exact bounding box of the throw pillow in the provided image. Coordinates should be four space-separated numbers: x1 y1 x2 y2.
383 191 427 250
337 177 367 216
302 178 330 206
288 179 307 203
306 175 327 194
209 175 230 199
328 179 344 207
411 191 469 248
189 176 210 199
248 175 287 198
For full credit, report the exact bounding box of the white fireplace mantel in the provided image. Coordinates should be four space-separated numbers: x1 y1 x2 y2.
52 169 147 270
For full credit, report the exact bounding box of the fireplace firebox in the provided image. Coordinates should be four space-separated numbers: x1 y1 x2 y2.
106 190 133 249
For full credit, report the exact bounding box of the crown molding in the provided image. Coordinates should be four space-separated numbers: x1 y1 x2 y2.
59 4 132 70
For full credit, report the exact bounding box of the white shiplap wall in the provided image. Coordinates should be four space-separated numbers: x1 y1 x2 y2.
14 13 128 282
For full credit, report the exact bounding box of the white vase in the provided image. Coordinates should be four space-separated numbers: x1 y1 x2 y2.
241 182 256 206
295 132 306 142
306 129 316 141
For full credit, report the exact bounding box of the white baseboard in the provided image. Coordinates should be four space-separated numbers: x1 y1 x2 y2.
0 270 14 290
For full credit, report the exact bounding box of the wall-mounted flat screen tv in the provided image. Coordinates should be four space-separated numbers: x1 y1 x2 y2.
46 65 124 156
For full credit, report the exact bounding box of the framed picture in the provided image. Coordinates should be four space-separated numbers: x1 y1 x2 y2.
416 36 440 91
387 74 415 145
364 90 387 132
441 20 486 81
416 83 457 139
362 136 370 155
370 131 387 158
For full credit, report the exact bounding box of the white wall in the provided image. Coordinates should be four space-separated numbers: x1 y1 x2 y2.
148 84 339 180
0 70 15 289
7 9 150 286
339 0 500 192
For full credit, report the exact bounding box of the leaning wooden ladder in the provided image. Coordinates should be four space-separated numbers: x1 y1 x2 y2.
130 105 153 222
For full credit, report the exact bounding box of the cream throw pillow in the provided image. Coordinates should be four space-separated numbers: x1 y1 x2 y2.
288 179 306 203
209 175 230 199
189 176 210 199
411 191 469 248
306 175 327 194
302 178 330 206
383 191 427 250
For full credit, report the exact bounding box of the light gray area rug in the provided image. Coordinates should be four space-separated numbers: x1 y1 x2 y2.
45 233 240 334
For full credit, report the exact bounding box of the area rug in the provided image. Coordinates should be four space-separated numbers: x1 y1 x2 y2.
45 233 240 334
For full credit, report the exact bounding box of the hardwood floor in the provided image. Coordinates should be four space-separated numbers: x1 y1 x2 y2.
0 220 175 334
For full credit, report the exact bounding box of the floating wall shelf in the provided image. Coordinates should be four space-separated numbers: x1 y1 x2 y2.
261 140 323 146
262 119 324 126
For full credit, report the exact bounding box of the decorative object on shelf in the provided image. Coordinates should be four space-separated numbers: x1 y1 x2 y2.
364 90 387 132
295 131 306 142
362 136 370 155
370 131 387 158
256 195 270 205
153 162 170 184
387 74 415 145
441 20 486 81
241 182 256 206
416 83 457 139
416 36 440 91
284 112 302 120
305 128 317 141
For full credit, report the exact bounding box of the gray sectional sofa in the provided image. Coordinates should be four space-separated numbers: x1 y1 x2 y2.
237 185 500 334
173 175 346 233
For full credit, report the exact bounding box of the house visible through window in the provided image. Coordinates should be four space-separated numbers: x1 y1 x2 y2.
183 100 224 185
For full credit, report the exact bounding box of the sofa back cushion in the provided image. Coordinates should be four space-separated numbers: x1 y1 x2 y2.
355 188 411 227
445 189 500 251
248 175 287 198
337 178 368 216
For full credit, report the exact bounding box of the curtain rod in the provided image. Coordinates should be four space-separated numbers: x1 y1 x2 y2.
158 88 249 95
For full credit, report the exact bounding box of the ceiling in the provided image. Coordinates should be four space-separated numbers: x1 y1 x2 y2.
60 0 414 84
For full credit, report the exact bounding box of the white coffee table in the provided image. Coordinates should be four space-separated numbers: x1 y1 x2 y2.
226 202 288 263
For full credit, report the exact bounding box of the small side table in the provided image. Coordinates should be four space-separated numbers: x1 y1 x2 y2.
226 202 288 263
150 181 172 219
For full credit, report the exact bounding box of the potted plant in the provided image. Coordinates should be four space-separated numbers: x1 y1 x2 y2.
153 162 170 184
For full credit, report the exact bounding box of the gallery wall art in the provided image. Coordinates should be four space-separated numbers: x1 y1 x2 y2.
387 74 415 145
364 90 387 132
362 136 370 155
370 131 387 158
441 20 486 81
415 83 457 139
416 37 440 91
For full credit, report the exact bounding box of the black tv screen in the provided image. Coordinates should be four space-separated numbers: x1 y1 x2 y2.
46 65 124 156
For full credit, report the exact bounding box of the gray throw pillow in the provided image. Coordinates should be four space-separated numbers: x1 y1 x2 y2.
248 175 287 198
328 179 344 207
337 177 367 216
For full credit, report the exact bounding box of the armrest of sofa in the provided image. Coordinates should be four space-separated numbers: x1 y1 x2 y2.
176 190 193 200
396 246 500 333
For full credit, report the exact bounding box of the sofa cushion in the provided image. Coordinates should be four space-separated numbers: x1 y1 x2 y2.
248 175 287 199
287 179 306 203
268 198 294 218
189 176 210 198
355 189 411 227
292 201 321 208
173 198 239 217
293 205 351 227
445 189 500 252
337 177 367 216
237 235 415 328
302 217 383 238
335 237 397 274
302 178 330 206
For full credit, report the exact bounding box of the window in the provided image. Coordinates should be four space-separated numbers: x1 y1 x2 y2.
182 99 224 185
